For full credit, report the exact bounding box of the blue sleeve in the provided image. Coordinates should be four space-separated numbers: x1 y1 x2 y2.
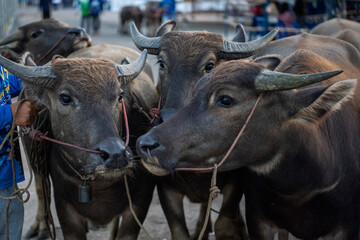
8 74 22 97
0 104 13 130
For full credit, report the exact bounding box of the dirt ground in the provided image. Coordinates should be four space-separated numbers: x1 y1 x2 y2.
14 5 239 240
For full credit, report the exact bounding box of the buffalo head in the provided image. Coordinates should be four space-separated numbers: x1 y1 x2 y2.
0 19 91 65
130 21 278 123
0 50 147 180
136 60 355 176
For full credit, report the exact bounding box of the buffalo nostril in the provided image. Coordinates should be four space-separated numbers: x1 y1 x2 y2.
140 141 160 157
100 151 110 161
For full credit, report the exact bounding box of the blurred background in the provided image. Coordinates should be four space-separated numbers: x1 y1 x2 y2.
1 0 360 42
0 0 358 239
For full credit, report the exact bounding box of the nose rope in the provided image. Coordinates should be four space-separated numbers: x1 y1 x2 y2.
28 129 103 154
35 32 69 65
149 97 161 124
121 99 130 147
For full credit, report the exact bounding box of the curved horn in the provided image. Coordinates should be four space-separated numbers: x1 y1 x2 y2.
0 54 57 88
0 30 24 46
220 28 279 59
255 69 343 91
116 49 147 84
129 21 160 55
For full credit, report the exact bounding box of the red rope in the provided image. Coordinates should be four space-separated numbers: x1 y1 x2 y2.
35 33 68 65
29 99 131 152
28 130 103 154
149 97 161 124
121 99 130 147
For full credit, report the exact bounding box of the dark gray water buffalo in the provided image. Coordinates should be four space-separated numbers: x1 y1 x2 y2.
137 57 360 239
130 21 278 239
0 19 91 65
0 51 158 240
310 18 360 51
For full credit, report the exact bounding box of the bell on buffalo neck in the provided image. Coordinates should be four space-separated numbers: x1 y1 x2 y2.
78 182 92 203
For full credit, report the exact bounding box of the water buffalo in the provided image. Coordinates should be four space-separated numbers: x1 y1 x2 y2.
130 21 278 239
310 18 360 51
0 19 91 65
136 57 360 239
0 51 159 240
118 6 143 35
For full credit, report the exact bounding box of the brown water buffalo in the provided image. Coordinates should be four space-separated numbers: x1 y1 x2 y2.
0 51 159 240
119 6 143 35
130 21 278 239
0 19 91 65
310 18 360 51
136 57 360 239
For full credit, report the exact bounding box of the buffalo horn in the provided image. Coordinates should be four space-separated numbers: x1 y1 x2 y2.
129 21 160 55
0 54 57 88
255 69 343 91
116 49 147 84
220 28 279 59
0 30 24 46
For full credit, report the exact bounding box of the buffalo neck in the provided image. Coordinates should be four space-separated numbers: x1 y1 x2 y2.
253 105 360 200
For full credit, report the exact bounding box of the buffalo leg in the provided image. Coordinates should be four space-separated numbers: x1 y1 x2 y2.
108 216 120 240
215 183 249 240
23 172 50 240
55 200 87 240
277 230 289 240
116 189 154 240
157 183 192 240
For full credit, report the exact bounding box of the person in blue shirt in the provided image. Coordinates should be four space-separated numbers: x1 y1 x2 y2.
157 0 176 23
0 64 40 239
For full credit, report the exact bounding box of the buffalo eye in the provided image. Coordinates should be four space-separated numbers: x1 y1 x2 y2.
216 95 234 108
59 93 73 105
157 59 166 71
31 30 44 39
204 62 215 73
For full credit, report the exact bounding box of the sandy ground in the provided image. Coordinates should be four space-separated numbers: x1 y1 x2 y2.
15 5 237 240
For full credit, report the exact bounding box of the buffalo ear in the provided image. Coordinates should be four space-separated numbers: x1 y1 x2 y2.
253 54 282 70
289 79 357 123
156 20 176 37
21 52 36 66
232 24 247 43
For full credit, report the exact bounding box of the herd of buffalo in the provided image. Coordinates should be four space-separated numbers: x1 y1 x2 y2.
0 15 359 240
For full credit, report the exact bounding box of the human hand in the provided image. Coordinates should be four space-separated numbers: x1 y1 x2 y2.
10 101 41 126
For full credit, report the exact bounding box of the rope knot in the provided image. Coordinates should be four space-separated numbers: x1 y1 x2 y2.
149 108 160 120
209 186 220 199
29 130 48 142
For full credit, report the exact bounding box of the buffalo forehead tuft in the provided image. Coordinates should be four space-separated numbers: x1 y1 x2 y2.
160 31 223 59
200 61 263 90
52 58 119 96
